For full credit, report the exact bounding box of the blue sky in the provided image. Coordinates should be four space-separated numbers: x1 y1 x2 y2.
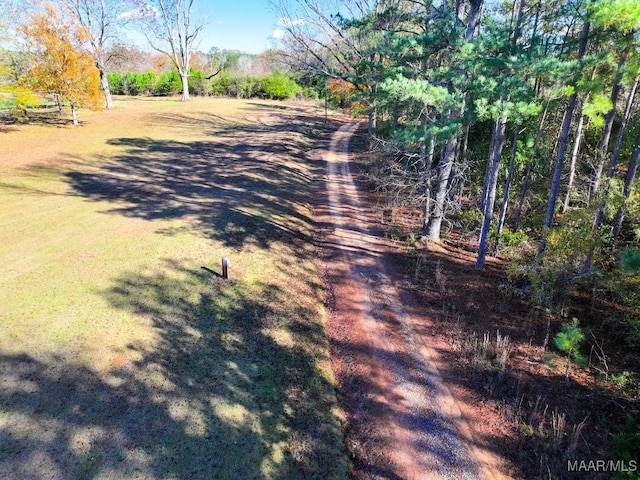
196 1 285 54
1 0 286 55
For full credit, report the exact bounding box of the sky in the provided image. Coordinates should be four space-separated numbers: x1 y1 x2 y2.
0 0 290 55
192 1 286 54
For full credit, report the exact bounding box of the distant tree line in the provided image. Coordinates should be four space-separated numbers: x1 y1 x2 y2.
106 69 307 100
1 0 305 110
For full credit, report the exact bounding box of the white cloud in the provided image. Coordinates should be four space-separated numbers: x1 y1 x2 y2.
215 19 224 25
272 29 285 39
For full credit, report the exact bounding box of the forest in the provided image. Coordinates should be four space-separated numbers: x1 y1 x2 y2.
280 0 640 271
276 0 640 353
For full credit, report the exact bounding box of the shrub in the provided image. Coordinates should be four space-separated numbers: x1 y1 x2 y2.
493 227 532 259
138 72 157 95
612 417 640 479
105 69 306 100
603 248 640 351
508 209 593 313
188 69 211 96
621 248 640 274
545 210 592 263
457 208 483 237
239 76 260 98
327 78 356 107
156 70 181 96
107 72 124 95
260 72 301 100
124 72 143 96
210 70 234 96
497 228 530 248
0 86 40 117
301 86 320 100
554 318 586 380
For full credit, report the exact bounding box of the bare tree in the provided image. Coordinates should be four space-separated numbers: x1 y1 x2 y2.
58 0 137 109
272 0 387 139
138 0 206 101
105 42 155 73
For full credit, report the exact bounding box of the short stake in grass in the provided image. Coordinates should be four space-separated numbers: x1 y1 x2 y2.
222 257 230 280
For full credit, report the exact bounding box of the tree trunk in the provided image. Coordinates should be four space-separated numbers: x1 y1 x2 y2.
513 160 532 232
180 71 190 101
367 103 377 150
613 144 640 246
587 76 639 267
489 0 526 257
590 51 628 201
426 134 458 241
476 114 508 269
512 0 526 44
608 77 639 177
71 103 78 126
446 136 463 199
99 67 113 109
562 95 588 212
514 100 549 230
455 123 470 204
420 134 435 237
55 93 62 113
593 76 639 230
464 0 484 41
537 21 590 259
538 93 580 258
494 124 521 255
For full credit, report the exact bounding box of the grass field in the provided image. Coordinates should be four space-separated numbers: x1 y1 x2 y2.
0 97 349 479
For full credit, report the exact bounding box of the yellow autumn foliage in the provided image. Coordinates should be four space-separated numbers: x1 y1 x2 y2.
18 4 101 115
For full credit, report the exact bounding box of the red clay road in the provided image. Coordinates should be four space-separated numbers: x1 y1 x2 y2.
316 123 503 480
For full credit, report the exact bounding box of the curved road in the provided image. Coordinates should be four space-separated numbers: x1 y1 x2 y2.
320 123 499 480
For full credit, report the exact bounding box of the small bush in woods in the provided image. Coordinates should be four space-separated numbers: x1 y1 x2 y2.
554 318 586 381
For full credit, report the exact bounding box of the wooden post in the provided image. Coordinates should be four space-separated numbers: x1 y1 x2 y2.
221 257 230 280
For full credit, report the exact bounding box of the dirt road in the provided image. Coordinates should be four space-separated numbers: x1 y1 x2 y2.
317 123 499 480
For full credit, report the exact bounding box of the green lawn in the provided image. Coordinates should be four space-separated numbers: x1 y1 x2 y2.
0 97 348 479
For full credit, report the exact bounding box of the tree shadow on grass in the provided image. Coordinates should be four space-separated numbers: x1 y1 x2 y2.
1 109 79 128
0 260 348 479
63 114 331 251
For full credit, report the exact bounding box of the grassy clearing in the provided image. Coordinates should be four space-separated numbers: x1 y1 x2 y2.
0 97 348 479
